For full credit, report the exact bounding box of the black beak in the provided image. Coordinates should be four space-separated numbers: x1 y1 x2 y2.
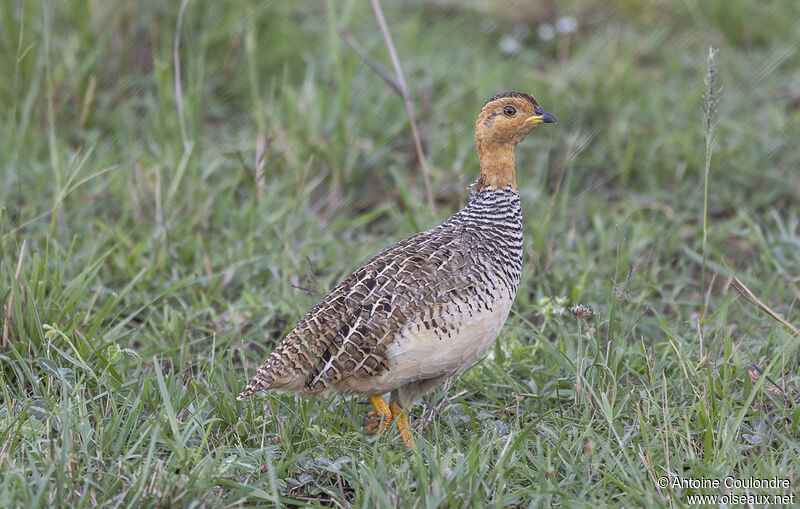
534 105 558 124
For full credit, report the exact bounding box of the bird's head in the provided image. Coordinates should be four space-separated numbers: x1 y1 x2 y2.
473 91 556 192
475 91 556 146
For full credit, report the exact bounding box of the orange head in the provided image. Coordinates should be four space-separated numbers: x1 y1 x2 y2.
475 92 556 146
474 92 556 192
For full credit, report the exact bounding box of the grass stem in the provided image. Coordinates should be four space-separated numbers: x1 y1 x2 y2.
370 0 436 214
700 46 720 297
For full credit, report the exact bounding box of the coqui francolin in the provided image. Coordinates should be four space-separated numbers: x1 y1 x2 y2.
238 92 557 447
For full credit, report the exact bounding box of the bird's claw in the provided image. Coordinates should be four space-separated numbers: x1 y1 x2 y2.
364 409 392 435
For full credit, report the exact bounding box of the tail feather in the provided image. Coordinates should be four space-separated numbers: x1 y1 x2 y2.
238 331 323 399
237 359 278 400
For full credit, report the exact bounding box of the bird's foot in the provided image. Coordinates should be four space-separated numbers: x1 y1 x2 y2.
390 400 415 449
364 396 392 435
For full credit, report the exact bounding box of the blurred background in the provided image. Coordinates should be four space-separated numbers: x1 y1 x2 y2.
1 0 799 505
4 0 799 337
3 0 799 353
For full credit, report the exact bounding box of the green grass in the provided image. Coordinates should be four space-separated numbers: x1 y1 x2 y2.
2 0 800 506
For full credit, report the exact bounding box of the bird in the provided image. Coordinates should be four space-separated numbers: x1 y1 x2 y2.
238 91 557 448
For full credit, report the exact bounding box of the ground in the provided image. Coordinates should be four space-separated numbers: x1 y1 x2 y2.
1 0 799 506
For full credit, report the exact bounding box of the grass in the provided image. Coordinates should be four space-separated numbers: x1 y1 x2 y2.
2 0 800 506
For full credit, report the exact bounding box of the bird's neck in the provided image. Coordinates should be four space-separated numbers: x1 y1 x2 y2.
475 139 516 193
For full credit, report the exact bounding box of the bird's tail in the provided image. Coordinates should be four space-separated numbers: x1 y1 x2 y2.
236 358 278 400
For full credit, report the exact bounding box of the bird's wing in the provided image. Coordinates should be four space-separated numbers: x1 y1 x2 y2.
240 222 479 397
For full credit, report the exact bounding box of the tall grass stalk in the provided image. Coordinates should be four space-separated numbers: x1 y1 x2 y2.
701 46 720 297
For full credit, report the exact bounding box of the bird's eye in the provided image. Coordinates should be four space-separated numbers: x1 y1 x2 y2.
503 105 517 117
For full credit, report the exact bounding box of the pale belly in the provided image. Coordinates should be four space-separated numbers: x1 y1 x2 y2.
341 294 515 395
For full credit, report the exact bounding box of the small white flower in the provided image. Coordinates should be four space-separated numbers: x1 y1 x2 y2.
499 35 521 55
538 23 555 41
555 15 578 35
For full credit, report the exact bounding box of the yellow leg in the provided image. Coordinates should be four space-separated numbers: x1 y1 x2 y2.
365 396 392 435
390 400 415 448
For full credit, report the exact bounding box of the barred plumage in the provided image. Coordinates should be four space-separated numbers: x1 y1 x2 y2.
238 92 556 447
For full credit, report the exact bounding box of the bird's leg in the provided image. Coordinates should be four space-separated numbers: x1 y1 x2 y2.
365 395 392 435
390 400 415 448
